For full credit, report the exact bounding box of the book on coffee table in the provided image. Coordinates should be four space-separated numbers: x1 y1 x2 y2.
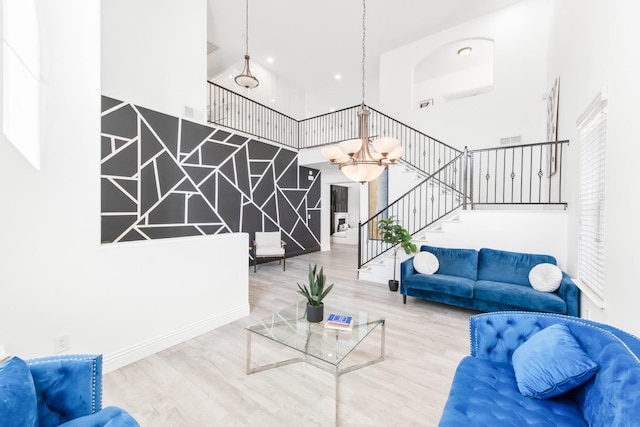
325 314 353 331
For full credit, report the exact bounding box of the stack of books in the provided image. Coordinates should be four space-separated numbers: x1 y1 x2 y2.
325 314 354 331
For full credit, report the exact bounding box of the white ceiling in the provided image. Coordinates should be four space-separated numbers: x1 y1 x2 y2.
207 0 523 117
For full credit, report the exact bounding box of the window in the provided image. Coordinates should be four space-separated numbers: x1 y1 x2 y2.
577 92 608 307
1 0 41 169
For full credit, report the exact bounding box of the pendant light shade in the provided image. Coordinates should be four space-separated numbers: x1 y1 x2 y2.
235 55 259 89
235 0 259 89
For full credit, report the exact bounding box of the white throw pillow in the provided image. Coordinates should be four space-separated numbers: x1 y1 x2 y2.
414 251 439 275
529 263 562 292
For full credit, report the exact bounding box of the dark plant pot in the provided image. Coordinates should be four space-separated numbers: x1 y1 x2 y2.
388 280 399 292
306 303 324 323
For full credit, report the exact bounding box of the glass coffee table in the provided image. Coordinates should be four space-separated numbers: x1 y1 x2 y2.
246 300 385 425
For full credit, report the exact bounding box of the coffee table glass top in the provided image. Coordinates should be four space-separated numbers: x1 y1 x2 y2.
246 300 385 366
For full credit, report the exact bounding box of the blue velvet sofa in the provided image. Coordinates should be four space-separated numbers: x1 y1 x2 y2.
400 245 580 316
0 354 139 427
440 312 640 426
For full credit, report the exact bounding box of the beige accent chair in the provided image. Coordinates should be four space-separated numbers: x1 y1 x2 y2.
253 231 286 272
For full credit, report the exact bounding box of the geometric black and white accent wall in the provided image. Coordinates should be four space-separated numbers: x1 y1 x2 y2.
101 96 321 257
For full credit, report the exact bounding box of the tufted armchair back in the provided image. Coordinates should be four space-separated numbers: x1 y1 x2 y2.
470 312 640 426
0 354 139 427
28 355 103 426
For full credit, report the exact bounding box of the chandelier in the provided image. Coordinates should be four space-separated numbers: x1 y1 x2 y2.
321 0 401 183
234 0 259 89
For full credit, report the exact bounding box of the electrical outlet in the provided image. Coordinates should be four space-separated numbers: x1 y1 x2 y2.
54 334 70 354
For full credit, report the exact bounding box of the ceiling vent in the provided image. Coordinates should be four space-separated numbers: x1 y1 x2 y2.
207 42 218 55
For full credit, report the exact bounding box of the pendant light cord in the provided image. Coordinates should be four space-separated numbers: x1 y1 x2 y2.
361 0 366 106
245 0 250 55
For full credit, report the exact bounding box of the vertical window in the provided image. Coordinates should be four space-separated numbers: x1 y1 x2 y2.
1 0 40 169
577 92 607 306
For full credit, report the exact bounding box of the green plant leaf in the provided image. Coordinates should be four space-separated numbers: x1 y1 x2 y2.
298 263 333 306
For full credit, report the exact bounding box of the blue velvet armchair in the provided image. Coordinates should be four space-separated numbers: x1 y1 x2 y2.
0 354 139 427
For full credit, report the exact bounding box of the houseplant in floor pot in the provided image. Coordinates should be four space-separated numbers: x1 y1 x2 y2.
377 216 417 291
297 263 334 322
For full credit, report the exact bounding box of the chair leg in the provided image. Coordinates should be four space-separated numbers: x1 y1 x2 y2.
254 256 257 273
283 256 286 271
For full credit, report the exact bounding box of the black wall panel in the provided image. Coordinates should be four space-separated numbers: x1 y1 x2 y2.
101 96 321 257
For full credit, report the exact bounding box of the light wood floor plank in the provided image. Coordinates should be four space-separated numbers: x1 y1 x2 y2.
103 244 477 426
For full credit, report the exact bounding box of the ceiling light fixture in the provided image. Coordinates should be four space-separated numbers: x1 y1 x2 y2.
457 47 472 57
234 0 259 89
321 0 401 184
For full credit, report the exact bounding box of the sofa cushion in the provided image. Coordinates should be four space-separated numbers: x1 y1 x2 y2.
439 356 586 427
529 263 562 292
0 357 38 427
413 251 439 274
404 274 474 298
512 324 599 399
420 245 478 281
478 248 556 286
475 280 566 313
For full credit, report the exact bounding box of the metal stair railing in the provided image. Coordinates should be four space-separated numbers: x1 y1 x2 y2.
358 154 465 268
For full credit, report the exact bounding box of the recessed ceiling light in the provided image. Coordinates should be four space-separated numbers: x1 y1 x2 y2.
457 47 472 57
335 74 342 80
271 99 276 103
267 57 274 63
329 108 335 112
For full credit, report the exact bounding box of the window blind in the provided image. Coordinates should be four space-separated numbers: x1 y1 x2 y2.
577 93 608 304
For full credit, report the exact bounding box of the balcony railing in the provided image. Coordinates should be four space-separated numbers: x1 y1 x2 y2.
465 141 568 208
208 82 299 148
208 82 458 177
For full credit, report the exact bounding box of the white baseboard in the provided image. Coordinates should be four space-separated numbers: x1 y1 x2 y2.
102 303 250 373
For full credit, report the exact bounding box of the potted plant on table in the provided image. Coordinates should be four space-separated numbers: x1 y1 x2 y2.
377 216 417 292
297 263 334 322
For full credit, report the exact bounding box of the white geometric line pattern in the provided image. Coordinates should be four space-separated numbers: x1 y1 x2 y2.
101 96 321 257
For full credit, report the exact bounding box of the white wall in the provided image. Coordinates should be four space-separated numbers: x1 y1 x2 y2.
548 0 640 336
101 0 207 122
210 61 307 119
379 0 550 149
0 0 249 371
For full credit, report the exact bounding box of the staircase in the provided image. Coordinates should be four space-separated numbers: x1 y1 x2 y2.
207 82 570 283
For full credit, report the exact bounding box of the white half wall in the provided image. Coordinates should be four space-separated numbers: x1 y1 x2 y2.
101 0 208 122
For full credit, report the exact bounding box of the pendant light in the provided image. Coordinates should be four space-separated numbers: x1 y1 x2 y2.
234 0 259 89
321 0 401 183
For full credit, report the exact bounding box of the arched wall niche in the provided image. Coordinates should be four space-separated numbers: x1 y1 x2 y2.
413 38 494 109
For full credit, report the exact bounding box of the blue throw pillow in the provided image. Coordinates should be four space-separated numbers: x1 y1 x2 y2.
512 324 599 399
0 357 38 427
